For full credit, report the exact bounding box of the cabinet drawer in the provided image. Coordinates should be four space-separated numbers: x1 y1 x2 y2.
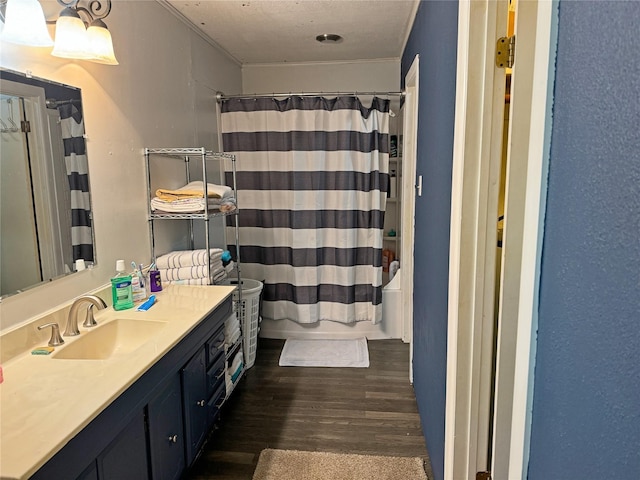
207 353 226 396
206 327 225 367
207 381 226 426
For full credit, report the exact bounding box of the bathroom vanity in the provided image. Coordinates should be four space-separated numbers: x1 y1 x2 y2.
0 284 236 480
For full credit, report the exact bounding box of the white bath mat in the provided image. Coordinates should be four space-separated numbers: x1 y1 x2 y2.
279 338 370 368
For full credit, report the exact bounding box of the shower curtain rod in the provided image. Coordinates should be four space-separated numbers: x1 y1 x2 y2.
45 98 81 109
215 90 405 103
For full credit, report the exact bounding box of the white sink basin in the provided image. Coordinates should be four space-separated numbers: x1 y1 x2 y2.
52 319 167 360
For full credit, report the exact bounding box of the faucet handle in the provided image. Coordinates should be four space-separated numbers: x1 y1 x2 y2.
38 323 65 347
83 304 98 328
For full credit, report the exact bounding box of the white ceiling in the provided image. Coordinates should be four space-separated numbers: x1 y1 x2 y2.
163 0 420 65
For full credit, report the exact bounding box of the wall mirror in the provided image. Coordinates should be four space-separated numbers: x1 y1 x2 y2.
0 69 96 299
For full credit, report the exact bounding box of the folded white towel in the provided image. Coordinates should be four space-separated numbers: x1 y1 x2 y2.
225 312 239 328
166 278 211 286
151 196 226 213
225 313 239 333
156 181 232 201
164 271 227 286
226 350 244 391
156 249 223 269
225 328 241 347
160 264 223 282
230 351 243 377
225 322 240 337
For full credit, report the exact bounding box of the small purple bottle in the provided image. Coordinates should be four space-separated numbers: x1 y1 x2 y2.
149 270 162 292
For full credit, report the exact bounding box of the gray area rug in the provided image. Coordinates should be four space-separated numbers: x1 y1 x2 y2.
252 449 428 480
278 338 370 367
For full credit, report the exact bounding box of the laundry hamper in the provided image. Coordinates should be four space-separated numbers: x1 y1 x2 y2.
229 278 263 369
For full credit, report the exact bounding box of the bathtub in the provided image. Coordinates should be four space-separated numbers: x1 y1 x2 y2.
259 269 404 340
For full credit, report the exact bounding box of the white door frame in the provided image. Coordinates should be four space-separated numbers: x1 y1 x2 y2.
402 54 419 382
444 1 557 479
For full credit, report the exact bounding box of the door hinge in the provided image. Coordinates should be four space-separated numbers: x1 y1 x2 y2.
21 120 31 133
496 35 516 69
477 472 492 480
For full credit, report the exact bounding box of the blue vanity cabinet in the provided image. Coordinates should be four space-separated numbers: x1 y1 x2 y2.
31 295 233 480
97 411 149 480
182 347 209 466
53 411 148 480
76 463 98 480
147 375 185 480
182 324 228 466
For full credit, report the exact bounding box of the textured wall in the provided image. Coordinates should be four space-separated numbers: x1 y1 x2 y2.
401 2 458 479
528 2 640 478
0 1 242 330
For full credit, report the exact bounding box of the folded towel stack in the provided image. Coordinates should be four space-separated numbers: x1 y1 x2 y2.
151 181 237 213
225 350 244 393
224 313 241 348
156 249 228 285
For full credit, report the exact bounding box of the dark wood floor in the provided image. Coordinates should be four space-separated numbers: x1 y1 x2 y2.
186 338 432 480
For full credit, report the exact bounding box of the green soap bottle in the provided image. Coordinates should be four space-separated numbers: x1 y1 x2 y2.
111 260 134 310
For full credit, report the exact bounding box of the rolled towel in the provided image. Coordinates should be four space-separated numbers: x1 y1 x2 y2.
218 197 237 213
156 249 223 269
212 268 227 284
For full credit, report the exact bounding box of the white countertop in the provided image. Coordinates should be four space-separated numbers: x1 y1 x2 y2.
0 284 235 480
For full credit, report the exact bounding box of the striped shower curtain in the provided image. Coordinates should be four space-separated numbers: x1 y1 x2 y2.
220 96 390 324
59 104 93 262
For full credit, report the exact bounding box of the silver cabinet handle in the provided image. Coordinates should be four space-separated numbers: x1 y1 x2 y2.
168 434 178 443
215 369 225 379
196 400 205 407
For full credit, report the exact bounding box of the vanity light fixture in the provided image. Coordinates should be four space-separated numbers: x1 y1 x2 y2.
0 0 118 65
0 0 54 47
51 6 93 59
51 0 119 65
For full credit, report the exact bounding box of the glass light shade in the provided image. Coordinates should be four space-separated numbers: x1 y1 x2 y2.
51 8 92 59
0 0 54 47
86 19 119 65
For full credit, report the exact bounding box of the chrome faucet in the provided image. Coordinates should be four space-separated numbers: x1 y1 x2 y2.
64 295 108 336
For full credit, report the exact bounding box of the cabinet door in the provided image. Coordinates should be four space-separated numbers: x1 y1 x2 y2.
147 375 185 480
96 410 149 480
76 462 98 480
182 347 209 465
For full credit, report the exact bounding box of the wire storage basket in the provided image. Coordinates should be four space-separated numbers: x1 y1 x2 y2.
230 278 263 369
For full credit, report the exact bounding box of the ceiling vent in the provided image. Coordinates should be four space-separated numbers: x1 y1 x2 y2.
316 34 343 44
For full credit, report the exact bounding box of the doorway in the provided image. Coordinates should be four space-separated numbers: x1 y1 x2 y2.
0 93 43 294
402 55 419 381
445 0 557 478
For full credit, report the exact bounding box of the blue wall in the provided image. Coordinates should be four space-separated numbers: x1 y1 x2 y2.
401 2 458 479
528 2 640 478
